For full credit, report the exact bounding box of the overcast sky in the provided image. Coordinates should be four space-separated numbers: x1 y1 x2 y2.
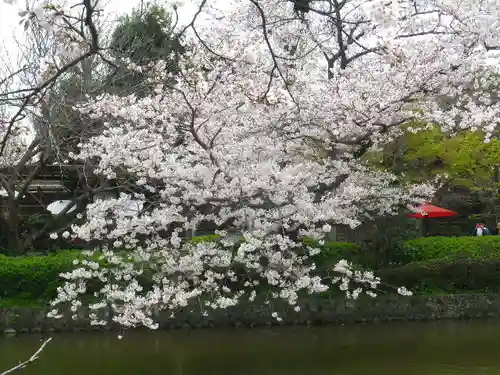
0 0 204 68
0 0 138 66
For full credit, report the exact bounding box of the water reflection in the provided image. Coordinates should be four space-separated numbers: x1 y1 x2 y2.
1 320 500 375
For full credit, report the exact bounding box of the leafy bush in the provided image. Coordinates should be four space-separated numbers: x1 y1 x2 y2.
3 234 500 305
468 213 496 221
302 238 363 268
400 236 500 264
0 235 244 303
378 255 500 294
0 234 244 305
189 234 222 244
0 252 78 302
358 216 420 267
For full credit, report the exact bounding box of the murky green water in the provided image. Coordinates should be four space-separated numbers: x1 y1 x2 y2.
1 320 500 374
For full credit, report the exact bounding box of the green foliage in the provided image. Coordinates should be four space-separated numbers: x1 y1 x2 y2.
108 3 185 96
302 238 363 268
366 122 500 216
0 298 45 308
110 3 183 65
0 233 244 300
468 213 497 221
357 216 420 267
6 234 500 308
401 236 500 263
0 252 77 302
403 125 500 188
379 256 500 294
189 234 222 244
189 234 364 266
369 121 500 183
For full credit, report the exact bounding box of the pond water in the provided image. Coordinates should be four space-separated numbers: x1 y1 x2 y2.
1 320 500 375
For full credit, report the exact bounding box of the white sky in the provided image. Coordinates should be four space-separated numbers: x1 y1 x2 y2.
0 0 202 68
0 0 136 76
0 0 139 40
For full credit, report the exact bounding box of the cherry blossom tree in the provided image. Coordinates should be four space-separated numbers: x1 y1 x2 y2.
4 0 500 329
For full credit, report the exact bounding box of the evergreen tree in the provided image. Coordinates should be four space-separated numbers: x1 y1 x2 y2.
108 2 185 97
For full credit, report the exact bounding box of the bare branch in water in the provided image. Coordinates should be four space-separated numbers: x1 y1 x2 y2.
0 337 52 375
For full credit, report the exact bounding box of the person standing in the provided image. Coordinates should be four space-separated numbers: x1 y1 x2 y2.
473 223 490 236
483 224 491 235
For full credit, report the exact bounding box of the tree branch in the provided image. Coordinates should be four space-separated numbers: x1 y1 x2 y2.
249 0 299 107
1 338 52 375
0 0 100 158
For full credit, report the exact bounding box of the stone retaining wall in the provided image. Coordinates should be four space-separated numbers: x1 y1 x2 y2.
2 293 500 334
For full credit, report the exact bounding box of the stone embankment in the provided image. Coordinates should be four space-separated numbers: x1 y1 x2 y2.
2 294 500 334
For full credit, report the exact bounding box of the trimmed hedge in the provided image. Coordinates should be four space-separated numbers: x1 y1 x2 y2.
0 237 361 304
6 235 500 305
379 255 500 294
376 237 500 295
400 236 500 264
301 238 363 268
0 252 77 302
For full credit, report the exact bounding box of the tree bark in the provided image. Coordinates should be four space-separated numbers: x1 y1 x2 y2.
6 203 24 255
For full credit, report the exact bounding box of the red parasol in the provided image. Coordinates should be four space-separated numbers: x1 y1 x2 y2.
408 203 457 219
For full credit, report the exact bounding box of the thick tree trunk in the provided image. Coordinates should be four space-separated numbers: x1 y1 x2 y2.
5 201 25 255
6 225 23 255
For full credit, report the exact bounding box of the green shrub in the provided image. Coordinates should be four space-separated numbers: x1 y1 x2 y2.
358 216 420 267
400 236 500 264
0 237 364 306
302 238 363 268
378 255 500 294
189 234 222 244
0 250 111 305
0 252 79 302
0 235 233 305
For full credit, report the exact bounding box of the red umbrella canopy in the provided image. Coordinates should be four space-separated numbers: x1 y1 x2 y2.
408 203 457 219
